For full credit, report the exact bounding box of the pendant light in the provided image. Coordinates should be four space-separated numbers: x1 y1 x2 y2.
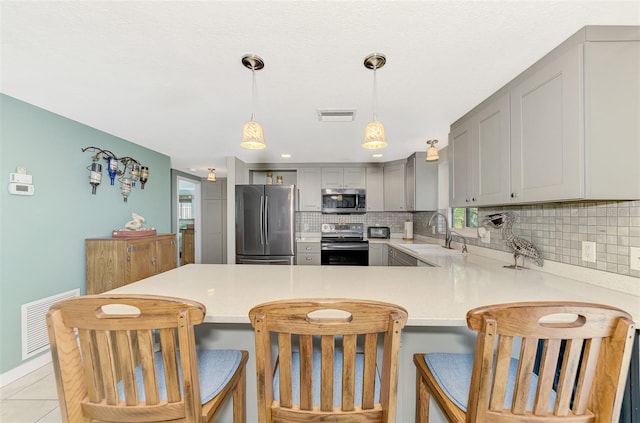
426 139 439 161
362 53 388 149
240 54 266 149
207 168 217 182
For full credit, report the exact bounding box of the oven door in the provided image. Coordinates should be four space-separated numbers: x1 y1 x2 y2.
321 242 369 266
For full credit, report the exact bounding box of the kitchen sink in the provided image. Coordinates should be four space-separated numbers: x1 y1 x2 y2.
398 244 467 255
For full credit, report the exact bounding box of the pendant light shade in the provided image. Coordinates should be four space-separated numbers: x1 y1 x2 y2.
240 54 266 150
426 139 439 161
362 53 388 149
241 120 266 149
207 168 217 182
362 120 387 149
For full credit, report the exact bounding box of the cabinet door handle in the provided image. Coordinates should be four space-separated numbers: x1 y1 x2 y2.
151 257 157 264
511 192 519 198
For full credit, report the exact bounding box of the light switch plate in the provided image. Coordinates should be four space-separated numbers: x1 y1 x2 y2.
630 247 640 271
581 241 596 263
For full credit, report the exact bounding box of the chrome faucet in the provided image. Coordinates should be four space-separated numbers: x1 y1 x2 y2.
450 231 468 253
428 212 453 249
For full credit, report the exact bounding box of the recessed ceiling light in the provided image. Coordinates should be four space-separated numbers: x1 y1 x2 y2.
372 154 383 158
189 168 197 172
281 154 292 158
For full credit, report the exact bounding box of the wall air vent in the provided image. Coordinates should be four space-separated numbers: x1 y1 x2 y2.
317 109 357 122
22 289 80 359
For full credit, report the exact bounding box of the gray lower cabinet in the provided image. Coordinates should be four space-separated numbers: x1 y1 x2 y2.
296 241 320 265
388 246 417 267
449 25 640 207
368 243 388 266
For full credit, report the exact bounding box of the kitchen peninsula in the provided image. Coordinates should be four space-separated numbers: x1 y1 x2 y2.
108 252 639 422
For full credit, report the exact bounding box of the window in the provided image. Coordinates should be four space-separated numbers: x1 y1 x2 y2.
451 207 478 229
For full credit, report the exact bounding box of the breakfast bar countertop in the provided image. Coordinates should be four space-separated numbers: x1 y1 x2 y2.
107 255 640 326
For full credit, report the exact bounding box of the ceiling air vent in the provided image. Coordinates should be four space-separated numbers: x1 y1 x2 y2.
317 109 356 122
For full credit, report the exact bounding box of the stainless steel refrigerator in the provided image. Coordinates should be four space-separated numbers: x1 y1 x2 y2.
235 185 296 264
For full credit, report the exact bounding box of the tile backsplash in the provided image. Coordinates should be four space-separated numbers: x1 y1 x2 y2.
297 212 412 234
415 200 640 278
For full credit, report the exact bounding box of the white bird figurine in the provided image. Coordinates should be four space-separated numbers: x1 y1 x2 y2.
124 212 145 230
484 211 543 270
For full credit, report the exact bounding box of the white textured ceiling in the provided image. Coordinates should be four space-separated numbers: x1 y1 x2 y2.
2 1 639 177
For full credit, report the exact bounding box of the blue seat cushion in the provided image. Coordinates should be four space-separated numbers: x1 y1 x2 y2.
118 349 242 404
274 351 381 407
423 353 556 412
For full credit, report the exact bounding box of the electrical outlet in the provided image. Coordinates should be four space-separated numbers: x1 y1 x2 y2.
477 227 491 244
581 241 596 263
630 247 640 271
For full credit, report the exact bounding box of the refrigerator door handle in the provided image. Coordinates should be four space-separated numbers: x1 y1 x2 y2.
239 258 291 264
260 195 265 245
264 196 269 244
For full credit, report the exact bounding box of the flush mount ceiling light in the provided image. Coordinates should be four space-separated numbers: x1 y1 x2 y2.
240 54 266 149
426 139 439 161
207 168 217 182
362 53 388 149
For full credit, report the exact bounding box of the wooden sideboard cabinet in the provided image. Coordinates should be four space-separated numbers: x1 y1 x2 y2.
86 234 177 294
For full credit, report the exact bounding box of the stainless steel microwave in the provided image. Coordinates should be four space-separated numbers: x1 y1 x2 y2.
321 188 366 214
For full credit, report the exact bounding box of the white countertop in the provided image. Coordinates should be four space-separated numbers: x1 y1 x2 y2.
108 255 640 326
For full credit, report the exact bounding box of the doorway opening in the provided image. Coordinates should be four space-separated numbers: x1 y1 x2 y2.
176 176 202 265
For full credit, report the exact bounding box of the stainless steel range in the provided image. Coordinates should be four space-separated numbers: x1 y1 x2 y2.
320 223 369 266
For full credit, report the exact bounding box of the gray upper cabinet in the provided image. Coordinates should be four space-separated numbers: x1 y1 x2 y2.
297 167 322 211
406 152 438 211
509 44 582 203
449 25 640 207
366 167 384 212
449 121 473 207
383 162 406 211
321 167 366 188
450 93 510 207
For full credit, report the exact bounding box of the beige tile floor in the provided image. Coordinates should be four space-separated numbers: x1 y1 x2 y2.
0 364 62 423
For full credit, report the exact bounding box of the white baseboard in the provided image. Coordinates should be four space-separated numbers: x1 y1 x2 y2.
0 352 51 388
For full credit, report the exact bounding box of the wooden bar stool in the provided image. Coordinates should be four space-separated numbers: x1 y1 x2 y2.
46 294 248 422
414 301 635 423
249 298 408 423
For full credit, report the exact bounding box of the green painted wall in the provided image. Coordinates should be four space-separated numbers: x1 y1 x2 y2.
0 94 172 373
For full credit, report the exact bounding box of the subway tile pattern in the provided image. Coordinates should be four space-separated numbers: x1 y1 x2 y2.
296 212 413 234
415 200 640 279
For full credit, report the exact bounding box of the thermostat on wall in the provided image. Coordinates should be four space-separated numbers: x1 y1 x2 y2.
10 172 33 184
8 182 35 196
